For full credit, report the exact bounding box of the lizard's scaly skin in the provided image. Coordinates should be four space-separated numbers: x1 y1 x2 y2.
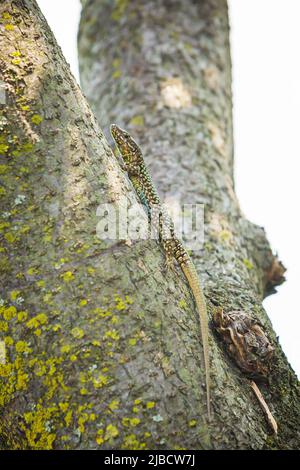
181 258 211 419
110 124 211 419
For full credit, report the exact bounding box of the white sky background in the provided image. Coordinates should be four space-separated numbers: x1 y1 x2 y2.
36 0 299 377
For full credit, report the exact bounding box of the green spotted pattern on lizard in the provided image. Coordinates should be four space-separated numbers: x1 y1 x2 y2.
110 124 211 419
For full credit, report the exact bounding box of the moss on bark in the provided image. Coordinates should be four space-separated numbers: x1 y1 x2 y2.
0 0 215 449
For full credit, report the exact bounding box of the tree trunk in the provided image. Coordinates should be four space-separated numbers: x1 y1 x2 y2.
0 0 205 450
78 0 300 449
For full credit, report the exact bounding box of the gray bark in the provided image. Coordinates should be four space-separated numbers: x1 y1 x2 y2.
0 0 215 450
78 0 300 449
0 0 229 449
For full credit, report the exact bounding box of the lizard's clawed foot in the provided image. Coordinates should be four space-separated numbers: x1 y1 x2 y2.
164 256 176 273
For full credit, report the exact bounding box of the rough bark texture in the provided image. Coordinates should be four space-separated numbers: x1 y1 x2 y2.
78 0 300 449
0 0 215 450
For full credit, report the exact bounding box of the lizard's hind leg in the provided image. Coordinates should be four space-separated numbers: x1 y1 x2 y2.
162 238 176 272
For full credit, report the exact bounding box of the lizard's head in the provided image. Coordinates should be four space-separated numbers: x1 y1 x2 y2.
110 124 142 165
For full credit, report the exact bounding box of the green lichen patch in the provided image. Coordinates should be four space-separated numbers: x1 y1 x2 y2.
243 258 254 270
111 0 129 22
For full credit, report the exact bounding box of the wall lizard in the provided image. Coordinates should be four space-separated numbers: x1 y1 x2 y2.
110 124 211 419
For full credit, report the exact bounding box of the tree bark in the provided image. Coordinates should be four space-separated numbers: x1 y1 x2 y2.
0 0 220 450
78 0 300 449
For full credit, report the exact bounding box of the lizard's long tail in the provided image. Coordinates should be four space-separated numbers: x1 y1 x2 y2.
181 260 211 420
